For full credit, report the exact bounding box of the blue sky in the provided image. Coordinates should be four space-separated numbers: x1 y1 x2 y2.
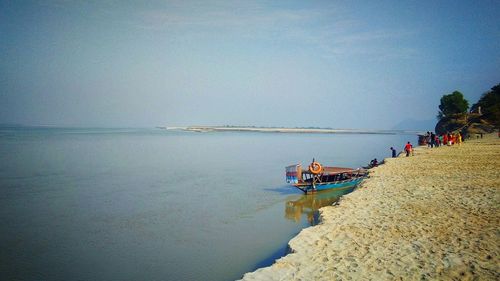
1 0 499 129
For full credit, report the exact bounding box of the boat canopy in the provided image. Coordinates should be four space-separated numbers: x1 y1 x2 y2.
286 164 361 183
310 167 357 175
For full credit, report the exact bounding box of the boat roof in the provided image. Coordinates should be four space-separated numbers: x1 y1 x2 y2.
303 166 359 175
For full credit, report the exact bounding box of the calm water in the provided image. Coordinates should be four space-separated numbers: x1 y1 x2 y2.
0 127 414 281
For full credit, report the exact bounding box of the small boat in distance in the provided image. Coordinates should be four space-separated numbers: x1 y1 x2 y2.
285 160 367 194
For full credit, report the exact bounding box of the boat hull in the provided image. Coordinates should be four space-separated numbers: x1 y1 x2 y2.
294 177 363 194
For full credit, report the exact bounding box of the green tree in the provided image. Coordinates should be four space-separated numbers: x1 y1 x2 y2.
437 91 469 119
472 83 500 128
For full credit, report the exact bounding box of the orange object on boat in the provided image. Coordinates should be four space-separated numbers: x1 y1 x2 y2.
308 162 323 174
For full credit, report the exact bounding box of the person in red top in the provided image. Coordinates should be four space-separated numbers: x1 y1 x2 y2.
443 134 448 146
404 141 413 157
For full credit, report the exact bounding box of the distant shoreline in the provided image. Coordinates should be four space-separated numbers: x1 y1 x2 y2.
161 126 425 135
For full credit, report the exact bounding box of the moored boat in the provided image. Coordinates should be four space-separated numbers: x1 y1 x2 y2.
285 160 367 194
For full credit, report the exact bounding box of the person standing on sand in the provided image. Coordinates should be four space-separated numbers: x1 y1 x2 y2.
390 147 396 158
404 142 412 157
457 132 462 146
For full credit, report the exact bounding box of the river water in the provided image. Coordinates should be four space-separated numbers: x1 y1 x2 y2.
0 127 415 280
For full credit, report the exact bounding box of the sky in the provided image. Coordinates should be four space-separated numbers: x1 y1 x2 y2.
1 0 499 130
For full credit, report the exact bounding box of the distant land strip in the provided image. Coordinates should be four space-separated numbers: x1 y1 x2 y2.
158 126 424 135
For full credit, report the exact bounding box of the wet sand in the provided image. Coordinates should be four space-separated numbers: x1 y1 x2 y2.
241 134 499 280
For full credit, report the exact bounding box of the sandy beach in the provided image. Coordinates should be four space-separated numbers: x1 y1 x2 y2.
241 134 499 280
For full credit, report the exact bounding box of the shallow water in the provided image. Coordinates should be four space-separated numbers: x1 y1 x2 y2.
0 127 414 280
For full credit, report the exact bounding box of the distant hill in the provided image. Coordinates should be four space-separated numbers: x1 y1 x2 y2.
435 113 495 135
391 119 436 132
435 83 499 135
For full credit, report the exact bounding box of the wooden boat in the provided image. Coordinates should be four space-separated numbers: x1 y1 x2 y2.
285 161 367 194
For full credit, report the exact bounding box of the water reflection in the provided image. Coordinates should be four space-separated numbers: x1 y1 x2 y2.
285 187 355 225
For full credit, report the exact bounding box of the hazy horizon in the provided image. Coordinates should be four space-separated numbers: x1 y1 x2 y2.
0 122 426 131
1 1 499 130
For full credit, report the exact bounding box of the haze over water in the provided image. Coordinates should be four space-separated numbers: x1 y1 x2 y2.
0 127 415 280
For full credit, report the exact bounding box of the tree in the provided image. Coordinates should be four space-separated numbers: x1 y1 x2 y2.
437 91 469 119
472 83 500 128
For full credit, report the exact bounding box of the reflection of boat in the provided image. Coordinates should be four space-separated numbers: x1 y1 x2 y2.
285 161 367 194
285 188 354 224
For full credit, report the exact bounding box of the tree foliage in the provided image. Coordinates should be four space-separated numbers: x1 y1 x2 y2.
472 83 500 128
437 91 469 119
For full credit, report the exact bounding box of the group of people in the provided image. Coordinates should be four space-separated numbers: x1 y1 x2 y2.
423 131 463 148
390 131 464 158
